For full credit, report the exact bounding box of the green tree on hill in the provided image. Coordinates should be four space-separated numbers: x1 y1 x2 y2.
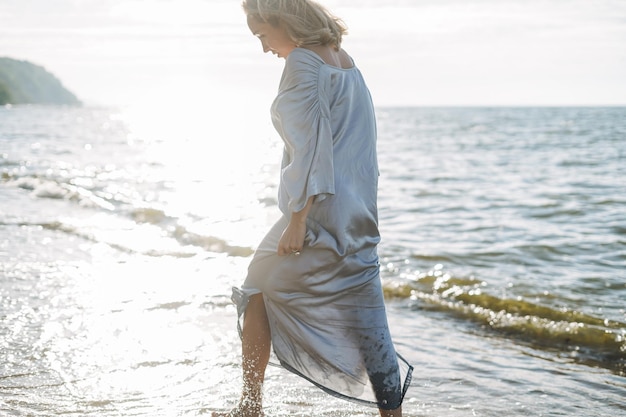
0 57 80 105
0 81 12 105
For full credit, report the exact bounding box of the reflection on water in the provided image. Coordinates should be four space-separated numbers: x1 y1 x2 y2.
2 254 243 416
1 105 625 416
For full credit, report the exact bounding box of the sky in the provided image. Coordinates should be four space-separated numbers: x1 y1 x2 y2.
1 0 625 107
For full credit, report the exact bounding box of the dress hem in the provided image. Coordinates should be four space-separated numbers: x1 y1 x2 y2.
231 286 414 410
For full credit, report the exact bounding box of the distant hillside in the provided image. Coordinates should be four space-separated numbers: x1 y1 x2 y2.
0 57 80 105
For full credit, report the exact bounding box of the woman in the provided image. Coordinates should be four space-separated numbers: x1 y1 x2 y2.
214 1 412 416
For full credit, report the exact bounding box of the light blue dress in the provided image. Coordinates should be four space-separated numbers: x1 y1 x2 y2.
233 47 412 410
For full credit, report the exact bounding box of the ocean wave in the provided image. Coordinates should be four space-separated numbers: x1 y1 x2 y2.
4 174 115 210
129 207 255 257
2 174 255 258
131 207 169 224
1 219 252 259
383 271 626 376
170 225 254 257
0 157 20 169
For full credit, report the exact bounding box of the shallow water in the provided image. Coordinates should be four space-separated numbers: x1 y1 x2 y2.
1 105 625 416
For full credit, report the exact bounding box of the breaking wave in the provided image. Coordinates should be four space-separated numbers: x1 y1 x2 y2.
382 269 626 376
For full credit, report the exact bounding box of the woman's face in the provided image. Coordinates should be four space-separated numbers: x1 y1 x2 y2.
247 16 296 59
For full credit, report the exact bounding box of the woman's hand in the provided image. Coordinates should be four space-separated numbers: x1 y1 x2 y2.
277 196 314 256
277 218 306 256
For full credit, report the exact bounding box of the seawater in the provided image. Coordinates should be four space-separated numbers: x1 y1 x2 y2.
1 105 625 416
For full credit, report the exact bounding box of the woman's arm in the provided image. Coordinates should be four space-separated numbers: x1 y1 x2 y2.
277 196 314 256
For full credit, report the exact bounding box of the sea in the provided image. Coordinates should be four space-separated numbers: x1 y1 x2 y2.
1 104 625 417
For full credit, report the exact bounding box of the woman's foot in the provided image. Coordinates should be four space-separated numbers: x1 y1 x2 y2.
211 399 264 417
211 409 264 417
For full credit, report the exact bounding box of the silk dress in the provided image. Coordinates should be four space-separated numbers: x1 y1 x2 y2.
233 47 413 410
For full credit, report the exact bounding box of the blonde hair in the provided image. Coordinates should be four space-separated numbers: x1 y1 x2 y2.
242 0 348 49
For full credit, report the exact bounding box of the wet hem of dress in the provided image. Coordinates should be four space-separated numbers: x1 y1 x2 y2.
231 286 414 410
397 352 414 408
279 356 412 410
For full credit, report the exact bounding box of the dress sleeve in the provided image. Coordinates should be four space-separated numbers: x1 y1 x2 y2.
272 50 335 214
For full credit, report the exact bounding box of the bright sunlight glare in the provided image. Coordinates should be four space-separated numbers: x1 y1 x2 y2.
115 91 280 249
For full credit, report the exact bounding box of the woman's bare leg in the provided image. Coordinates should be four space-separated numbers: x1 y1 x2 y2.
379 406 402 417
213 294 270 417
240 294 271 413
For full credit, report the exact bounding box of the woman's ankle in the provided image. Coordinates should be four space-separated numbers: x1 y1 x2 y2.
378 406 402 417
242 395 262 409
211 398 264 417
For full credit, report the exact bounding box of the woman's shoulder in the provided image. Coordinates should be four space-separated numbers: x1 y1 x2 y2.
285 48 324 70
280 48 324 88
287 47 354 69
